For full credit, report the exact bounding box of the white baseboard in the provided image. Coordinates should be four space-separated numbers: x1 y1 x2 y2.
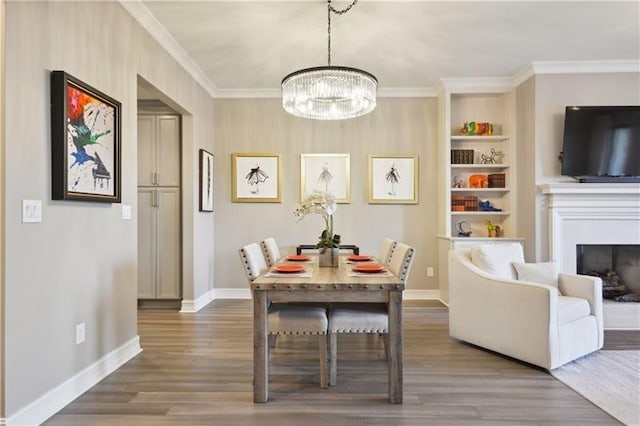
7 336 141 426
180 288 216 313
404 290 441 300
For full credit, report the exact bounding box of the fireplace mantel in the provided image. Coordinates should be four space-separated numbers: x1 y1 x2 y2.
539 182 640 329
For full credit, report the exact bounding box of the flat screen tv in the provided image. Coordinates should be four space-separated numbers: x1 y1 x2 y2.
561 106 640 182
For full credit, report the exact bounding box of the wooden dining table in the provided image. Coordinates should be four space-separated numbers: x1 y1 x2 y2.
251 255 404 403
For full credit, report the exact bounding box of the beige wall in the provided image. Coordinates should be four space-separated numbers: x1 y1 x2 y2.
3 1 213 418
517 72 640 261
213 97 439 293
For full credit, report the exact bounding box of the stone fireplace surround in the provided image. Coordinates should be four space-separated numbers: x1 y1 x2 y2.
540 183 640 329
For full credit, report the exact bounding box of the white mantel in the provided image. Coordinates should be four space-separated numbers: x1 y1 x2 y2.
540 183 640 329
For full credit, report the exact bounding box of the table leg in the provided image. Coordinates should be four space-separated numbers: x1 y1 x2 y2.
253 290 268 402
388 291 403 403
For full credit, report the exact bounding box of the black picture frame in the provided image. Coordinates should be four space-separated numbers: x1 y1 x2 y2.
51 71 121 203
199 149 214 212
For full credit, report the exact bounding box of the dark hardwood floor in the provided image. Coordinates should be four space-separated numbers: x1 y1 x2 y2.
45 300 638 425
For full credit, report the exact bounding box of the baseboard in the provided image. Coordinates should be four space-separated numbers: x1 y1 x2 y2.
404 290 441 300
213 288 251 299
7 336 141 426
180 288 216 313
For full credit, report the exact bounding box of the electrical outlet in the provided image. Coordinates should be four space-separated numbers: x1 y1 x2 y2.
427 267 434 277
76 323 86 345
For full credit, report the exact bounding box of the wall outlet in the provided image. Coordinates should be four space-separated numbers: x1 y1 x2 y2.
76 323 86 345
427 267 434 277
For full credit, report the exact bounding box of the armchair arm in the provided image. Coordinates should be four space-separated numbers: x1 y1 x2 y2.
558 273 603 347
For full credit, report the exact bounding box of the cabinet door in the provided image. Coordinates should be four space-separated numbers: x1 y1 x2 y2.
137 188 157 298
137 116 156 186
156 188 181 299
156 116 181 187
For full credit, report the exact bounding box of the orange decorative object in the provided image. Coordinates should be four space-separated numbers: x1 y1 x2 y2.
274 264 305 273
353 263 385 273
469 174 488 188
286 254 311 261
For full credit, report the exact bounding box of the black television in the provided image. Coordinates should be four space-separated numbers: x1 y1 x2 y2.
561 106 640 182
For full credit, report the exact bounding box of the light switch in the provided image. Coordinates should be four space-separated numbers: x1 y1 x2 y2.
122 204 132 220
22 200 42 223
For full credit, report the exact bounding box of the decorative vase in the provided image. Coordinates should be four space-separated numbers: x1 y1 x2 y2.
488 229 496 238
318 247 339 268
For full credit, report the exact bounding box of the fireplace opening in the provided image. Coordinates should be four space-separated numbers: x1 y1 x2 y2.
577 245 640 302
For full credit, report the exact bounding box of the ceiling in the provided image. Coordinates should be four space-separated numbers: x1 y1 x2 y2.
134 1 640 96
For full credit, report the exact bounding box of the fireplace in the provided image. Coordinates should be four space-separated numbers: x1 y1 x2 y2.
540 183 640 329
577 244 640 302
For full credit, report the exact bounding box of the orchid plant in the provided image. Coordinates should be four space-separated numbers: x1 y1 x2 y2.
294 191 341 249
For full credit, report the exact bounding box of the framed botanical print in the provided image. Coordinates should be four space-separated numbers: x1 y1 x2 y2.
232 153 281 203
368 154 419 204
50 71 121 202
300 153 350 203
199 149 214 212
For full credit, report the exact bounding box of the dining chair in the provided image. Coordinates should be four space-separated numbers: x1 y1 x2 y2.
239 242 329 388
261 237 281 267
380 238 397 267
327 241 416 386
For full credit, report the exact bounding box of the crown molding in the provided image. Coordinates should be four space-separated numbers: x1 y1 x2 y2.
119 1 639 100
119 0 219 98
531 60 640 75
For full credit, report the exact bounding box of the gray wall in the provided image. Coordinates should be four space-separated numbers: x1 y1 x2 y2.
517 73 640 261
213 97 439 294
3 1 214 416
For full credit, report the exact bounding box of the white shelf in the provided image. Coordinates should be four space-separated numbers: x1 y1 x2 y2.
451 211 510 216
451 188 510 192
451 164 509 169
451 135 509 142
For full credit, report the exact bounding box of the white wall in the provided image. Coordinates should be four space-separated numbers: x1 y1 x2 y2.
3 1 214 419
516 72 640 261
213 97 439 295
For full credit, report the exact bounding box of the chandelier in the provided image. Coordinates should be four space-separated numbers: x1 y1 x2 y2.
281 0 378 120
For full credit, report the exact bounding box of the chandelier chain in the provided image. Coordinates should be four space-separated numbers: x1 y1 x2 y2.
327 0 359 66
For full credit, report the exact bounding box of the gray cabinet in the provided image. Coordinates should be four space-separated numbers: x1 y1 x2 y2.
138 115 181 187
137 187 181 299
137 112 181 301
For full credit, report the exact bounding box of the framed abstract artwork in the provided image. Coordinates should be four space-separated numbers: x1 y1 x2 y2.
199 149 214 212
50 71 121 203
231 153 281 203
368 154 419 204
300 153 350 203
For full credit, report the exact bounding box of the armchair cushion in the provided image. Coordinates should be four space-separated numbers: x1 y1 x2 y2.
470 243 524 279
557 296 591 325
513 261 561 294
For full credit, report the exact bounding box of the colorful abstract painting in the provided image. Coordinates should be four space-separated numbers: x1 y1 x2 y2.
51 71 121 202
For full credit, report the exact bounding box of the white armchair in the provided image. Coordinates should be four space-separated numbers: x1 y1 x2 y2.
448 244 603 370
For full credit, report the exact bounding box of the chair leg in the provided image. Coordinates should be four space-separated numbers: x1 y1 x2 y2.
382 333 389 360
329 333 337 386
318 334 328 389
268 334 278 349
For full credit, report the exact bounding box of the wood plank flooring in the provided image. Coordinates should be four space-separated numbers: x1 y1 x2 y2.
45 300 638 425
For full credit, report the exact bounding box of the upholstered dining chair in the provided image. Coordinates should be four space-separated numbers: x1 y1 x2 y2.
327 241 416 385
239 242 329 388
261 237 281 267
380 238 397 267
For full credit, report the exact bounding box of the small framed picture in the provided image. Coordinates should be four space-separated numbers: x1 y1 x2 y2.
199 149 214 212
50 71 121 202
232 153 281 203
300 153 350 203
368 154 419 204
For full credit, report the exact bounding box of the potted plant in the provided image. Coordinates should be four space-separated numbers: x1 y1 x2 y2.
485 219 498 238
294 191 341 267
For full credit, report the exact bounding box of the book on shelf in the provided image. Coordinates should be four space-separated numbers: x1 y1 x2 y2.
451 195 478 211
451 149 474 165
488 173 506 188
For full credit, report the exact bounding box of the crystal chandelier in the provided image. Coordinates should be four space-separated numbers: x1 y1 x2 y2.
281 0 378 120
